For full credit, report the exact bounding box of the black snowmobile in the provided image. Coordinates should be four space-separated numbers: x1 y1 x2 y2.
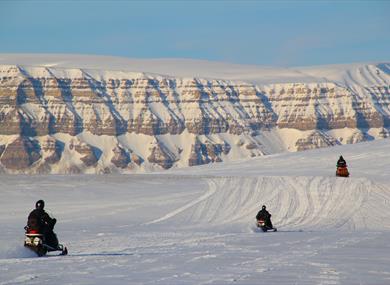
256 219 277 232
24 225 68 256
256 205 277 232
24 200 67 256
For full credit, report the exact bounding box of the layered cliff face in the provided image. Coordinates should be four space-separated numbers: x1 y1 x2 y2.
0 60 389 173
264 83 390 130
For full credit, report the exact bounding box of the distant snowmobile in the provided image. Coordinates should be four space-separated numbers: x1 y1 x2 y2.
336 155 349 177
256 205 277 232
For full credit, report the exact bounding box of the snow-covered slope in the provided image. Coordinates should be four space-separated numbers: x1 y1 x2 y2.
0 139 390 284
158 138 390 231
0 54 389 173
1 53 389 86
171 137 390 181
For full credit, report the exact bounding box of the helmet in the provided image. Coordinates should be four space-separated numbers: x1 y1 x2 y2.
35 200 45 210
262 205 266 210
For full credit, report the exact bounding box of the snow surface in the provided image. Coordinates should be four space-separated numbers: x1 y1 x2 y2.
1 138 390 284
1 53 389 86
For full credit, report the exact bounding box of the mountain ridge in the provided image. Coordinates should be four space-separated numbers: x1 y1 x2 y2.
0 54 389 173
1 53 389 85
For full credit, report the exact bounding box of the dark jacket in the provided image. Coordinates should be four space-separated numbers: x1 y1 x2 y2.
256 208 273 228
337 156 347 167
256 209 271 221
27 209 56 233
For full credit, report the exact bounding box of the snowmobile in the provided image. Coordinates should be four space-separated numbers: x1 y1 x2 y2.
256 219 277 232
336 165 349 177
24 226 67 256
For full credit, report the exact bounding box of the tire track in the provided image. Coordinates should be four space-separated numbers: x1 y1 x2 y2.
146 176 390 231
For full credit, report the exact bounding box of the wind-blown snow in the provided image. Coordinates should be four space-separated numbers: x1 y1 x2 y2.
1 138 390 284
1 53 389 86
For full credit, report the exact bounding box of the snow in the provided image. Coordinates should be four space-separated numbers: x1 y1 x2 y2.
1 138 390 284
1 53 389 86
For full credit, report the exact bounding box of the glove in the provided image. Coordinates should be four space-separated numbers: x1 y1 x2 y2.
50 218 57 229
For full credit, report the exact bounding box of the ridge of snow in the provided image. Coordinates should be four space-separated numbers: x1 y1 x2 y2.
0 53 389 86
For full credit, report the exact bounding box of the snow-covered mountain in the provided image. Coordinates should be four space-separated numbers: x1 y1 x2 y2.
0 54 389 173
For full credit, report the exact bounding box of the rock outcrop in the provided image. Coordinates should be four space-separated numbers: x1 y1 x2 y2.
295 132 339 151
0 144 5 157
0 136 41 170
147 141 177 169
42 137 63 164
111 145 131 168
69 138 101 167
188 139 231 166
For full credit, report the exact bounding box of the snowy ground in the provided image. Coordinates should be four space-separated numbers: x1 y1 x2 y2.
1 53 389 86
1 139 390 284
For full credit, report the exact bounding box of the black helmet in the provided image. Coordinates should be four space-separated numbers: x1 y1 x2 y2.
262 205 266 210
36 200 45 210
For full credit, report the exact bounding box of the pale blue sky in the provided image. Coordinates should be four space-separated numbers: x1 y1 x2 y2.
0 0 389 66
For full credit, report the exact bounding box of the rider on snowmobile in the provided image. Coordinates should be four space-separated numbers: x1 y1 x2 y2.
26 200 60 249
337 155 347 167
256 205 273 229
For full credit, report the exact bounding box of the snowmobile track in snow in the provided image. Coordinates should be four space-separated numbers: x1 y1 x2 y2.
147 176 390 231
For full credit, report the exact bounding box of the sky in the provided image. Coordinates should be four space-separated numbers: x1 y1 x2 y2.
0 0 389 67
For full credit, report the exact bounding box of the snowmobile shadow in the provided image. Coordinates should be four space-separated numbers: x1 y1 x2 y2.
251 226 307 233
277 230 306 233
69 252 134 258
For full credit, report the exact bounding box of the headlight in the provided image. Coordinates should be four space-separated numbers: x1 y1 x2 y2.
25 237 32 245
33 237 42 246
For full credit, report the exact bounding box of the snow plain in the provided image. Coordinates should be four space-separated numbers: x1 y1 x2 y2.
1 138 390 284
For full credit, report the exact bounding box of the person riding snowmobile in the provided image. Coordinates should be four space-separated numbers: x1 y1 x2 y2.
26 200 60 249
337 155 347 168
336 155 350 177
256 205 273 229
